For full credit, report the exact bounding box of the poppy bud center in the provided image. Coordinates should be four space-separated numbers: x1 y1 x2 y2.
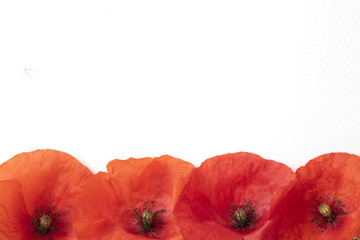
318 203 332 217
234 208 247 225
142 210 154 228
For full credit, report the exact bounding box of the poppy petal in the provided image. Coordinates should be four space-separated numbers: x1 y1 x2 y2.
74 155 194 240
0 149 93 239
0 180 28 239
279 153 360 239
174 152 295 240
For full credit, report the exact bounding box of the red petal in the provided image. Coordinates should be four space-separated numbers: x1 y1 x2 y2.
174 152 294 240
0 149 93 238
279 153 360 239
0 180 29 239
74 155 194 240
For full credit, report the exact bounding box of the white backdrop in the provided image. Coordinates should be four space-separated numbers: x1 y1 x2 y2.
1 1 360 173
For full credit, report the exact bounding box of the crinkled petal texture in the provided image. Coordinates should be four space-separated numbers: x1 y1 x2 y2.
0 149 93 240
73 155 195 240
0 180 29 239
278 153 360 240
174 152 295 240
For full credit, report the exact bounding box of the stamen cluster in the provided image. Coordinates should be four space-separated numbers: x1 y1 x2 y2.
227 198 256 232
309 193 347 231
132 201 167 238
29 203 62 240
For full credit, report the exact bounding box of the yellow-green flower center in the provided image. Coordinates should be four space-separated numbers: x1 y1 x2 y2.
142 210 154 228
132 201 167 237
234 208 247 225
30 204 62 239
318 203 332 217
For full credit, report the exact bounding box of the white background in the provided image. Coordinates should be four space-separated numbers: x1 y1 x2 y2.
1 1 360 173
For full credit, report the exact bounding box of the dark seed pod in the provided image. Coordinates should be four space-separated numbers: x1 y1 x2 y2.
235 208 247 225
40 215 52 230
142 210 154 227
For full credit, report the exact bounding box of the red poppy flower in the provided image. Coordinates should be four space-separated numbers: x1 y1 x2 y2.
173 152 295 240
278 152 360 239
0 149 93 240
73 155 195 240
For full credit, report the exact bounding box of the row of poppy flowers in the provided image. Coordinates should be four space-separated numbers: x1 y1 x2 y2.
0 149 359 240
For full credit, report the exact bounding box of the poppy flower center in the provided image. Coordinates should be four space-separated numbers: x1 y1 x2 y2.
40 215 52 230
132 201 166 238
142 210 154 229
30 203 62 240
318 203 332 217
227 198 256 231
309 193 347 231
234 208 247 225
